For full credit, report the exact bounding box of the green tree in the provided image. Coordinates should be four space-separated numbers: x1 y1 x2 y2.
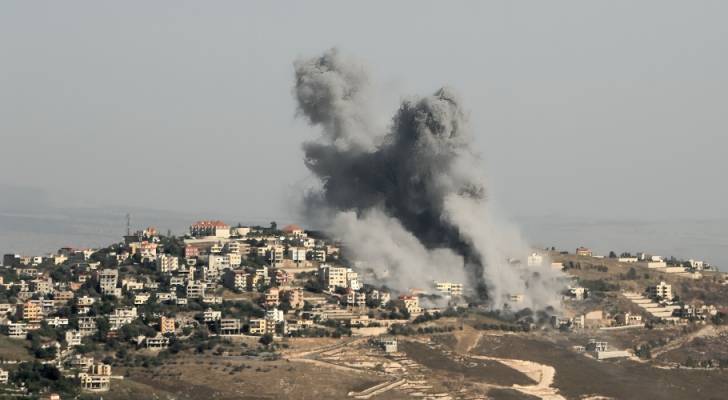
259 333 274 346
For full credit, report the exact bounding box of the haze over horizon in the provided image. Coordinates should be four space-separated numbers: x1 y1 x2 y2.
2 2 727 265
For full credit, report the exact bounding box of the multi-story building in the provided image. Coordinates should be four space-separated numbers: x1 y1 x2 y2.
345 290 366 308
160 316 175 334
78 317 97 337
19 300 43 323
264 287 280 307
219 318 241 335
648 281 673 300
288 247 307 263
399 295 422 315
184 245 200 258
203 308 222 322
206 254 230 271
98 269 119 296
224 241 240 254
190 220 230 239
265 308 285 324
77 296 96 314
53 290 74 304
145 335 169 349
157 292 177 303
70 355 95 371
108 307 137 331
434 282 463 297
202 295 222 305
7 322 28 338
248 267 270 290
223 270 249 292
320 265 347 290
46 317 69 328
79 364 111 392
346 270 360 290
156 254 179 274
226 253 242 268
209 242 223 254
136 241 158 261
122 279 145 291
249 319 267 335
30 278 54 296
285 287 305 310
66 330 83 347
271 269 289 286
267 245 285 267
311 249 327 262
186 281 206 299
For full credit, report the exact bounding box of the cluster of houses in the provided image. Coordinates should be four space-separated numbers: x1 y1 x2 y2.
571 247 714 279
623 281 718 323
0 221 469 393
554 279 720 332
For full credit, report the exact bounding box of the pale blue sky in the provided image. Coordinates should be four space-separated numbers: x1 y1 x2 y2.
2 1 727 223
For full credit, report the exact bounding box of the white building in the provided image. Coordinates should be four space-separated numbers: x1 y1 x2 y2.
66 330 83 347
109 307 137 331
98 269 119 296
399 296 422 315
527 253 544 267
320 264 348 290
288 247 307 263
134 293 151 305
647 281 673 300
203 308 221 322
265 308 285 323
186 281 206 299
7 322 27 338
688 259 705 270
190 220 230 239
346 270 360 290
345 290 366 307
569 286 587 300
79 364 111 392
156 254 179 274
434 282 464 297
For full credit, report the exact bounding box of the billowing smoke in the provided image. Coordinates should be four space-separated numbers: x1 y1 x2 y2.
294 48 564 310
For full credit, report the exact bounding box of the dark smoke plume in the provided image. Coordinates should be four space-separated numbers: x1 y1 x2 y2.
294 48 564 309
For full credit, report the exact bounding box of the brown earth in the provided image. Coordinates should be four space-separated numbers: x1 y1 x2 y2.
473 333 728 400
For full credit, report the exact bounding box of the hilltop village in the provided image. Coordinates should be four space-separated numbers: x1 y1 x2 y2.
1 221 728 400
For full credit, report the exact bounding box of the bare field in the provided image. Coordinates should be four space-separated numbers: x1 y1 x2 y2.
400 340 534 386
473 333 728 400
0 336 33 361
117 354 382 400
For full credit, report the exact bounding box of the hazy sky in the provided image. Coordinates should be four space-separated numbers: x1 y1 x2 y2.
2 1 727 223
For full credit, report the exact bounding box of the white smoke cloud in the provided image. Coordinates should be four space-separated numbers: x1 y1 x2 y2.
327 209 467 292
293 48 565 310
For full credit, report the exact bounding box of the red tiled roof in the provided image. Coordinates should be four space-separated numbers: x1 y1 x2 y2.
282 224 303 233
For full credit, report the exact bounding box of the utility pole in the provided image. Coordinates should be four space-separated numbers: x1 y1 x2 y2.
126 213 131 236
